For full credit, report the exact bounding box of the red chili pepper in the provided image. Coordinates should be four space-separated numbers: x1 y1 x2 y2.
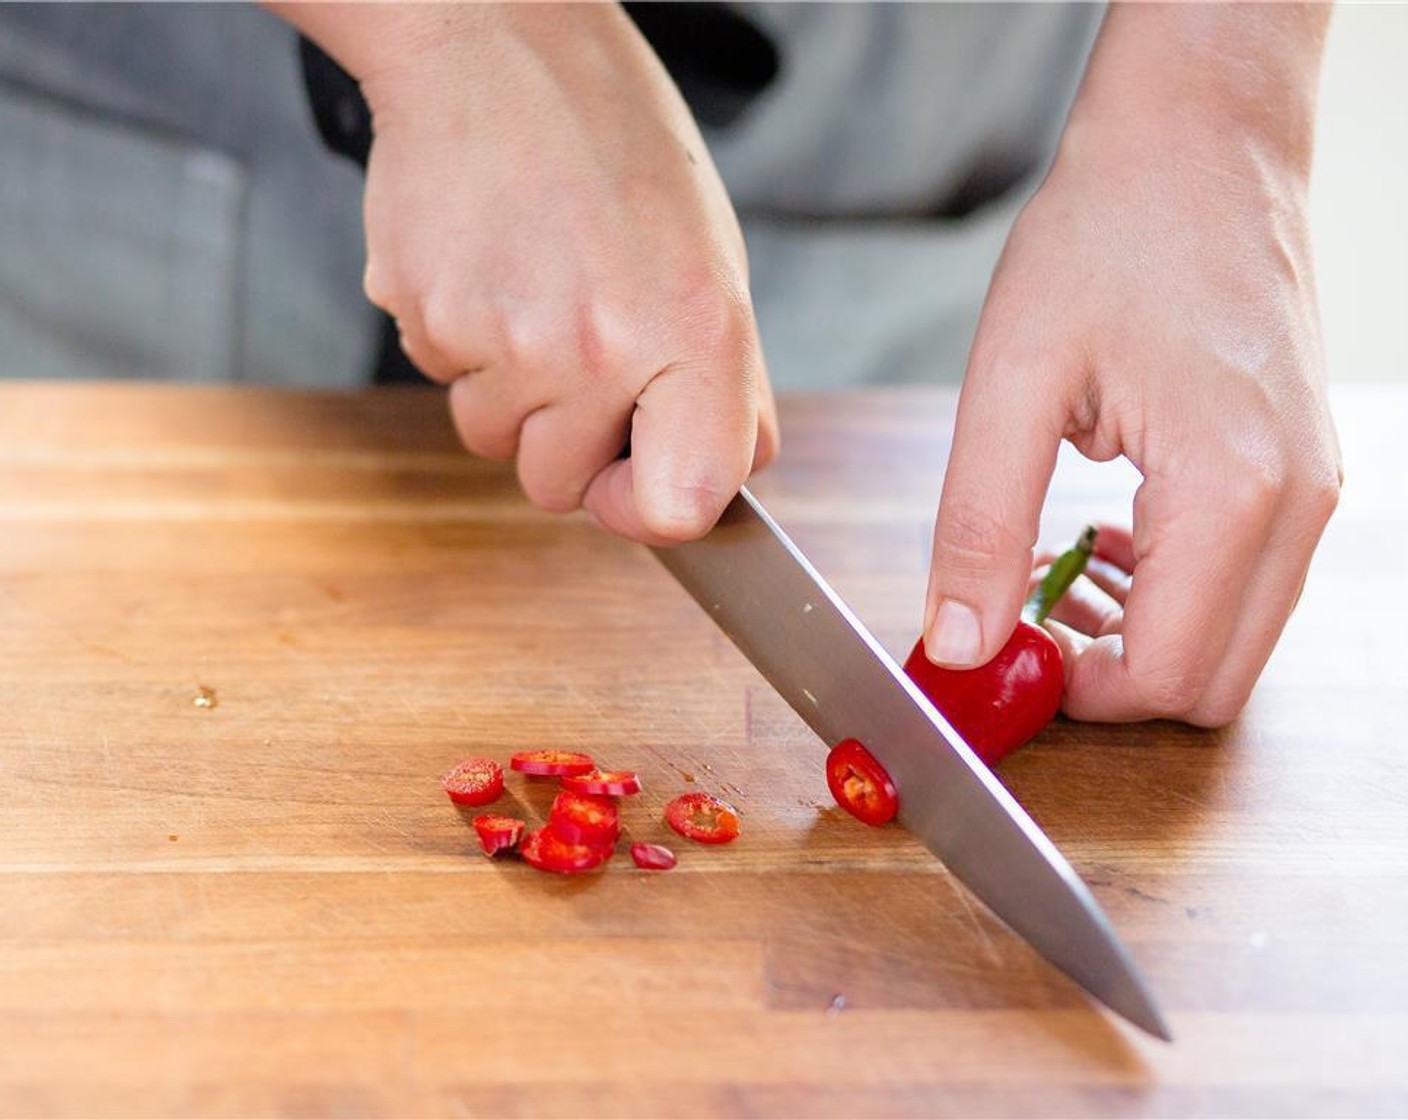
665 792 740 845
519 826 614 874
826 739 898 826
509 750 596 777
473 814 525 856
547 790 621 847
441 757 505 806
630 842 678 871
561 769 642 797
904 526 1095 766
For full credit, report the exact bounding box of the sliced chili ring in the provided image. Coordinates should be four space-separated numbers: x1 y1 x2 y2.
826 738 899 826
441 757 505 807
509 750 596 777
548 790 620 847
561 769 643 797
473 814 525 857
519 826 613 875
664 792 740 845
630 842 677 871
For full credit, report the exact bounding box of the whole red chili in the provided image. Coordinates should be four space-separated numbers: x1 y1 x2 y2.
904 526 1095 767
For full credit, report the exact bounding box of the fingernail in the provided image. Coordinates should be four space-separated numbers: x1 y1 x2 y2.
925 599 983 668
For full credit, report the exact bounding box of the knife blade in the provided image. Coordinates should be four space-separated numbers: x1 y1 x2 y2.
652 486 1171 1040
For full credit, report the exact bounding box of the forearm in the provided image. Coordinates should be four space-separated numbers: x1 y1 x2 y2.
1062 3 1330 181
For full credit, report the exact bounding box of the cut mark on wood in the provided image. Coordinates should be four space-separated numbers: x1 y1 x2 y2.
954 883 1003 967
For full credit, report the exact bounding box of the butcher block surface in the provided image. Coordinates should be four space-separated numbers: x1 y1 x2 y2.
1 382 1405 1118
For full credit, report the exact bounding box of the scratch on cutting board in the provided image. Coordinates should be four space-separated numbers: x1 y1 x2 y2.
95 729 113 782
392 690 431 728
47 711 76 776
21 724 41 772
665 691 733 751
443 699 475 730
953 883 1003 967
0 586 142 665
642 742 697 786
300 892 342 940
376 804 416 843
1166 787 1216 813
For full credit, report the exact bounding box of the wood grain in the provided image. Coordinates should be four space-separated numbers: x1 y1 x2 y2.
1 382 1406 1118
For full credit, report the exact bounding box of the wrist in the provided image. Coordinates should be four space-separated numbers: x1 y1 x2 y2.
272 4 493 114
1057 4 1329 186
275 4 648 123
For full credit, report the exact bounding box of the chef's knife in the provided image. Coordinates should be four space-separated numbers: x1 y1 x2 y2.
652 486 1171 1040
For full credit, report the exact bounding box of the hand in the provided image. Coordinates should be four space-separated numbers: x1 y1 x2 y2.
919 5 1341 727
286 4 778 543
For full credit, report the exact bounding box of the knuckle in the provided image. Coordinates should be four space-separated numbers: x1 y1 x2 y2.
1220 458 1283 522
571 309 611 382
934 502 1030 576
362 260 395 313
505 298 639 382
1124 649 1207 718
515 436 588 516
419 293 454 352
447 386 516 462
570 298 638 384
1138 673 1203 719
1301 467 1342 527
1186 694 1247 730
753 423 780 472
964 338 1019 387
421 291 472 358
501 315 559 377
455 429 514 463
518 473 581 515
673 274 752 356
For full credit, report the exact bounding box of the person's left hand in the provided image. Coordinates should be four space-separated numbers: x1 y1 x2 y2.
917 8 1342 728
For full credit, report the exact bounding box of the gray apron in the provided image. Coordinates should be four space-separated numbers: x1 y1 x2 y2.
0 3 372 385
0 3 1100 389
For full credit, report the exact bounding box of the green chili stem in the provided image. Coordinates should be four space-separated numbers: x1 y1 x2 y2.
1022 525 1098 625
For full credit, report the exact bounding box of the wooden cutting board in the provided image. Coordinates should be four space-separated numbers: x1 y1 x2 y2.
1 382 1405 1117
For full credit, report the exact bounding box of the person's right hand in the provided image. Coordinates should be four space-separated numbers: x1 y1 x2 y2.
297 4 778 543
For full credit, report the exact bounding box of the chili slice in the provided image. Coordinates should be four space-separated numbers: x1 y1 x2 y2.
664 792 740 845
473 814 525 856
519 826 613 875
547 790 620 847
826 738 898 826
509 750 596 777
441 757 505 807
561 769 643 797
630 842 677 871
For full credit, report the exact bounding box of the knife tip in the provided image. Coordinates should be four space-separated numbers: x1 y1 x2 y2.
1112 981 1174 1043
1142 1011 1175 1044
